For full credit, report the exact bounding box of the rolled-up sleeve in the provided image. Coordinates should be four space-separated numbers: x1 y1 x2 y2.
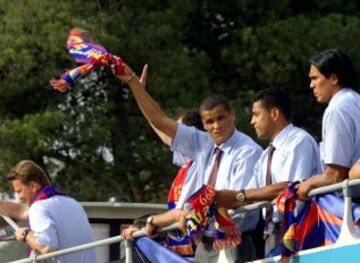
29 203 58 249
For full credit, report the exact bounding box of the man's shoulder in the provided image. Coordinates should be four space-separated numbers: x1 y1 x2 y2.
326 89 360 114
281 126 317 149
31 196 80 209
231 130 262 152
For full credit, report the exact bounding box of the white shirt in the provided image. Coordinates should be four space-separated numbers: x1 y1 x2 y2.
29 195 97 263
251 124 322 188
250 124 322 225
321 88 360 169
171 124 263 231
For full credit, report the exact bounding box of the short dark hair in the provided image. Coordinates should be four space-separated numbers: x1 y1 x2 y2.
6 160 51 187
199 95 231 113
309 49 358 88
179 109 205 131
253 87 292 120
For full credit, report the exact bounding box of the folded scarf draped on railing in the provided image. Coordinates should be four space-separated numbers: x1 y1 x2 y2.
165 184 241 257
50 28 125 93
276 182 360 261
184 185 241 250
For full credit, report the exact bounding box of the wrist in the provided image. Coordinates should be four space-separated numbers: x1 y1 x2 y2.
125 72 137 84
235 189 246 203
21 228 31 243
146 216 155 226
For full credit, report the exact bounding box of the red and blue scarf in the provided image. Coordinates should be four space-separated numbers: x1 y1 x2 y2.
50 28 125 93
184 185 241 250
32 185 64 204
166 160 195 257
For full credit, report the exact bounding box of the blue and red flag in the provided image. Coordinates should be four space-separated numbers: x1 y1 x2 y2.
50 28 125 92
277 182 360 261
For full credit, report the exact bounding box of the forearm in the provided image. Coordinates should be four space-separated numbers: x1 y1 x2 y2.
0 201 28 221
152 209 182 228
245 181 289 201
306 165 348 189
149 122 171 146
25 232 55 254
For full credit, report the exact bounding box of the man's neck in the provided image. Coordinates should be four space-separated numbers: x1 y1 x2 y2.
269 121 290 142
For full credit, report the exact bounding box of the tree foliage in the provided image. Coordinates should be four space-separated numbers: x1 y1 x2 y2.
0 0 359 202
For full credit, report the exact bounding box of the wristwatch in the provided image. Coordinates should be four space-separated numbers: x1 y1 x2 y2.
21 228 31 242
235 190 246 202
146 216 154 225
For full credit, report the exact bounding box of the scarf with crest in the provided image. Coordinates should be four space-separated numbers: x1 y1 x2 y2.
184 185 241 251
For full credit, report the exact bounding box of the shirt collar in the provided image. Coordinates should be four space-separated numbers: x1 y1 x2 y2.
328 88 350 107
212 129 237 155
271 123 293 149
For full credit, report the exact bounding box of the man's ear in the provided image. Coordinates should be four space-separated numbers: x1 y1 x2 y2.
270 107 280 121
29 181 41 193
230 111 236 121
330 73 339 86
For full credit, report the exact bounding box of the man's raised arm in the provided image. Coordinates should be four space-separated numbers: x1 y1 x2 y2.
117 64 178 139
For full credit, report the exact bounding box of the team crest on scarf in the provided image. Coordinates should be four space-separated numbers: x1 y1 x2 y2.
50 28 125 93
184 185 241 250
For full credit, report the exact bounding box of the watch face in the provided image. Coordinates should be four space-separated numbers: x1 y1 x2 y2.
146 216 153 224
236 192 245 202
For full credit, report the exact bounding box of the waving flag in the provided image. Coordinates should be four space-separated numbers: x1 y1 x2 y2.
50 28 125 92
277 182 360 261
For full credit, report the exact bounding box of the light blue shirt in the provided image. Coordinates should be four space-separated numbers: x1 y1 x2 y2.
171 151 199 209
171 124 263 231
251 124 322 188
250 124 321 226
321 88 360 169
29 195 97 263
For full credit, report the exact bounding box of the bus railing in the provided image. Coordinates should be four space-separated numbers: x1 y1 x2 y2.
7 178 360 263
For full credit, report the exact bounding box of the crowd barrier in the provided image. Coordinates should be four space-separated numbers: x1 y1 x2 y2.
5 178 360 263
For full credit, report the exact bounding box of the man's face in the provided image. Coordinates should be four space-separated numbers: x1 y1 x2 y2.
251 101 274 140
12 180 37 206
309 65 337 103
201 105 235 145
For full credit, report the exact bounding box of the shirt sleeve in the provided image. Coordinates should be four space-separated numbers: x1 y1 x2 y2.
171 124 208 160
29 203 58 249
323 108 355 168
231 146 262 190
281 135 321 182
172 151 186 167
247 159 261 189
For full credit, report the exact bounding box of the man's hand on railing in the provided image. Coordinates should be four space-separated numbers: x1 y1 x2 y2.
122 226 140 240
295 180 312 201
215 190 243 209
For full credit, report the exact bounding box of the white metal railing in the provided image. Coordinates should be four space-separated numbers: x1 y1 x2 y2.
7 178 360 263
